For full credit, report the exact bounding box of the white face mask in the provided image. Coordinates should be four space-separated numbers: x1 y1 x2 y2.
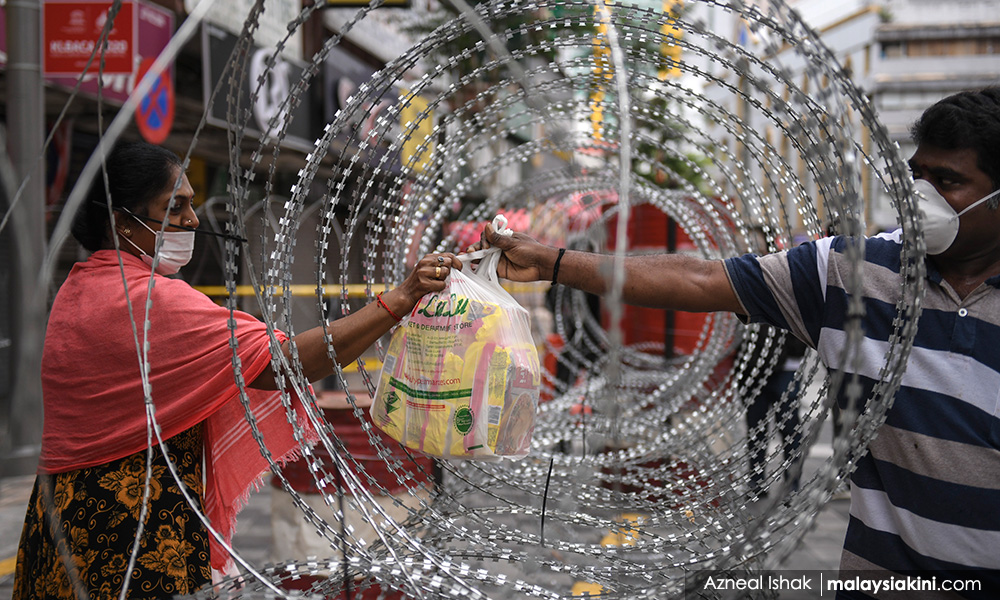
123 219 196 275
915 178 1000 255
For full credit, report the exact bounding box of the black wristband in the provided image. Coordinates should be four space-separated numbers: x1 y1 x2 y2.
551 248 566 284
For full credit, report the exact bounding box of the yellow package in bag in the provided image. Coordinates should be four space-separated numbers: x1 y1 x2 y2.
371 216 540 460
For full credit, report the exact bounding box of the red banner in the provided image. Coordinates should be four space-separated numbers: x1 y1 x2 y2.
43 1 134 75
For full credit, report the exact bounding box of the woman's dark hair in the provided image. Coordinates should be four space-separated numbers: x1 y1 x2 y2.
910 87 1000 192
72 141 183 252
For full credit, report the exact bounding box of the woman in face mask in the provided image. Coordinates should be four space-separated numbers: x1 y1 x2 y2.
13 141 461 597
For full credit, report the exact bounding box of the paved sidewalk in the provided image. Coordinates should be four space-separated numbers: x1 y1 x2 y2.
0 451 848 597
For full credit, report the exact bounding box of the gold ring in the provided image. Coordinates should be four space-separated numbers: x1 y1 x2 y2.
435 266 442 278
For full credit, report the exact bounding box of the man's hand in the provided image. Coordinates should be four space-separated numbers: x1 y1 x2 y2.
469 223 559 282
469 222 743 315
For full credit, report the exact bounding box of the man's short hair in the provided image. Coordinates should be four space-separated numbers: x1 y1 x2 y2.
910 87 1000 194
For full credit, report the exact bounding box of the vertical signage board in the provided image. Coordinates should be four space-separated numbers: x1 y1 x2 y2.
322 43 403 174
202 23 316 153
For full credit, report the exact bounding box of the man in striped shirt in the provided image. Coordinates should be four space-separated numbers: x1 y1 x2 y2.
474 87 1000 596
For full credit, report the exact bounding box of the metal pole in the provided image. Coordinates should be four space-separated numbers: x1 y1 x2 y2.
4 0 45 476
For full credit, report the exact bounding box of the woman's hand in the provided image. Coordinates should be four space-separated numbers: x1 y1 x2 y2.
251 252 464 390
467 223 558 282
395 252 463 309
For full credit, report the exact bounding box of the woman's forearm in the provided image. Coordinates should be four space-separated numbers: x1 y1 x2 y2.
249 252 458 390
250 287 414 390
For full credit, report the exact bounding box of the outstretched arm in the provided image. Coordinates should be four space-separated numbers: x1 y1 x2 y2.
250 253 462 389
474 224 744 315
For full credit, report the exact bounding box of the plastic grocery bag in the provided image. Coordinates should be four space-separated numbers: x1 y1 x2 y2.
371 215 541 460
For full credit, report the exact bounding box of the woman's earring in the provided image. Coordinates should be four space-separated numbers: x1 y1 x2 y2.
122 227 131 237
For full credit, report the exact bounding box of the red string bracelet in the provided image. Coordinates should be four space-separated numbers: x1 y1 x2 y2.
376 292 402 322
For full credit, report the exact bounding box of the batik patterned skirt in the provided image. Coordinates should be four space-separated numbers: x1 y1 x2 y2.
13 426 212 599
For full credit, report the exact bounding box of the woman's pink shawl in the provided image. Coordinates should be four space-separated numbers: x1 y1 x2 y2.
40 250 317 570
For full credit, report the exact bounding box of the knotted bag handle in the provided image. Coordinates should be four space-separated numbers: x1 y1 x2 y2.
457 214 513 285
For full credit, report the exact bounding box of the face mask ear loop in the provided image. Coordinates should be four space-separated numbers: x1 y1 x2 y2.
117 229 151 259
956 188 1000 219
120 207 159 237
119 207 167 273
111 207 157 260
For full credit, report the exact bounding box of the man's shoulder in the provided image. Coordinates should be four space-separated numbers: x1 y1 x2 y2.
825 229 902 251
823 230 904 273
